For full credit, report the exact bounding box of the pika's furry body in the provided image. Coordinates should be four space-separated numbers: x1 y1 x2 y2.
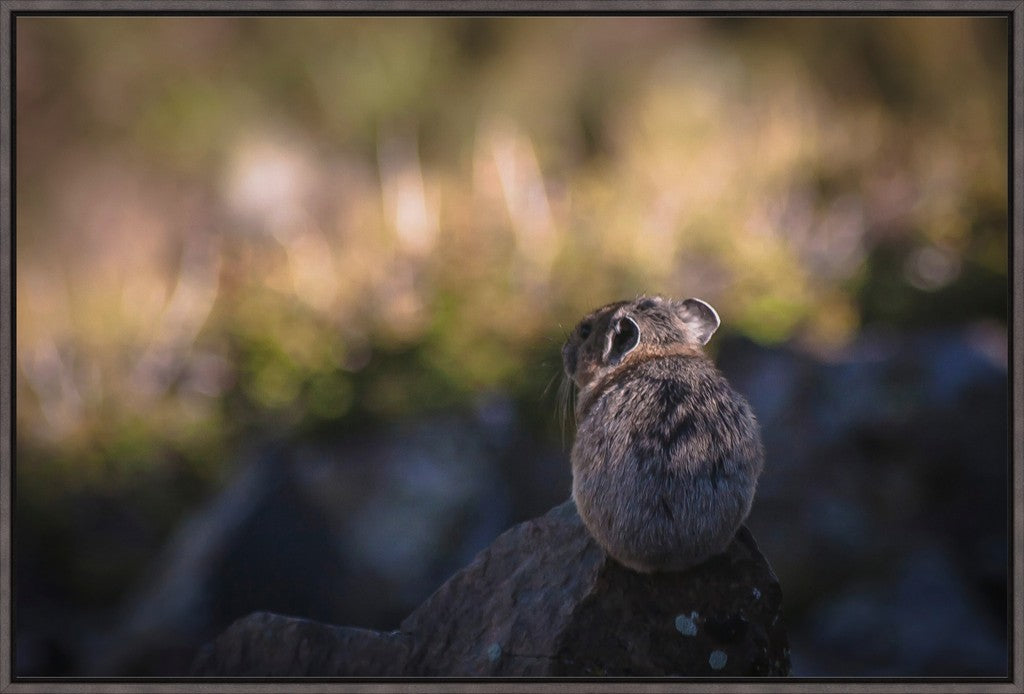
563 296 763 573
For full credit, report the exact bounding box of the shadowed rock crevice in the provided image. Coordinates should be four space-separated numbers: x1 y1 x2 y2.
192 500 789 677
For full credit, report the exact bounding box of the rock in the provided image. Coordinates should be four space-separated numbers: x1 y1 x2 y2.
717 326 1008 675
89 422 514 676
193 500 789 676
191 613 413 677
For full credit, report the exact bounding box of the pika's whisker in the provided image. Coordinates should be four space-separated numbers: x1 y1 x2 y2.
557 373 574 449
540 370 560 399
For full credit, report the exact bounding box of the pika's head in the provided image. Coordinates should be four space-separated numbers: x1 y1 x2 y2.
562 296 720 390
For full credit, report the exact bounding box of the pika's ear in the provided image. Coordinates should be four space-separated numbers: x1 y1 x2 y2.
605 315 640 365
679 298 720 345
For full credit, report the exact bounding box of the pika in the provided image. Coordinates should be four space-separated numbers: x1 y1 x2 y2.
562 295 764 573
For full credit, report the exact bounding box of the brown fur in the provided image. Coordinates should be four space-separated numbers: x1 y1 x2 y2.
563 295 764 573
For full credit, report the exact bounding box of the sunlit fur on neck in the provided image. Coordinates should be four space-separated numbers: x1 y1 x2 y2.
574 342 707 425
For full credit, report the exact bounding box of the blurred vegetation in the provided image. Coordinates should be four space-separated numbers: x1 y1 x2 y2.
15 17 1007 607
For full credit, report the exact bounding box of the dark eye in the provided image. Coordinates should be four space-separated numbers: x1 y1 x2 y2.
578 322 592 339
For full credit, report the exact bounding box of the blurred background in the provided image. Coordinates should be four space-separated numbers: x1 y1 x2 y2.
14 16 1009 677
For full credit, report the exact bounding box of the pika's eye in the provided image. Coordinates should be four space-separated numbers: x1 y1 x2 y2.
578 322 592 339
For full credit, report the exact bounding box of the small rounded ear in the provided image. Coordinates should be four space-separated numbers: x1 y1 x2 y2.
679 298 720 345
605 315 640 365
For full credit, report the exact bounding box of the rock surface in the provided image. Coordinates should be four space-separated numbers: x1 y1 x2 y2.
192 499 789 676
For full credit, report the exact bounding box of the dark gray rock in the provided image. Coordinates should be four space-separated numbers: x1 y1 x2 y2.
717 326 1008 676
193 500 789 676
90 418 514 676
192 613 413 677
